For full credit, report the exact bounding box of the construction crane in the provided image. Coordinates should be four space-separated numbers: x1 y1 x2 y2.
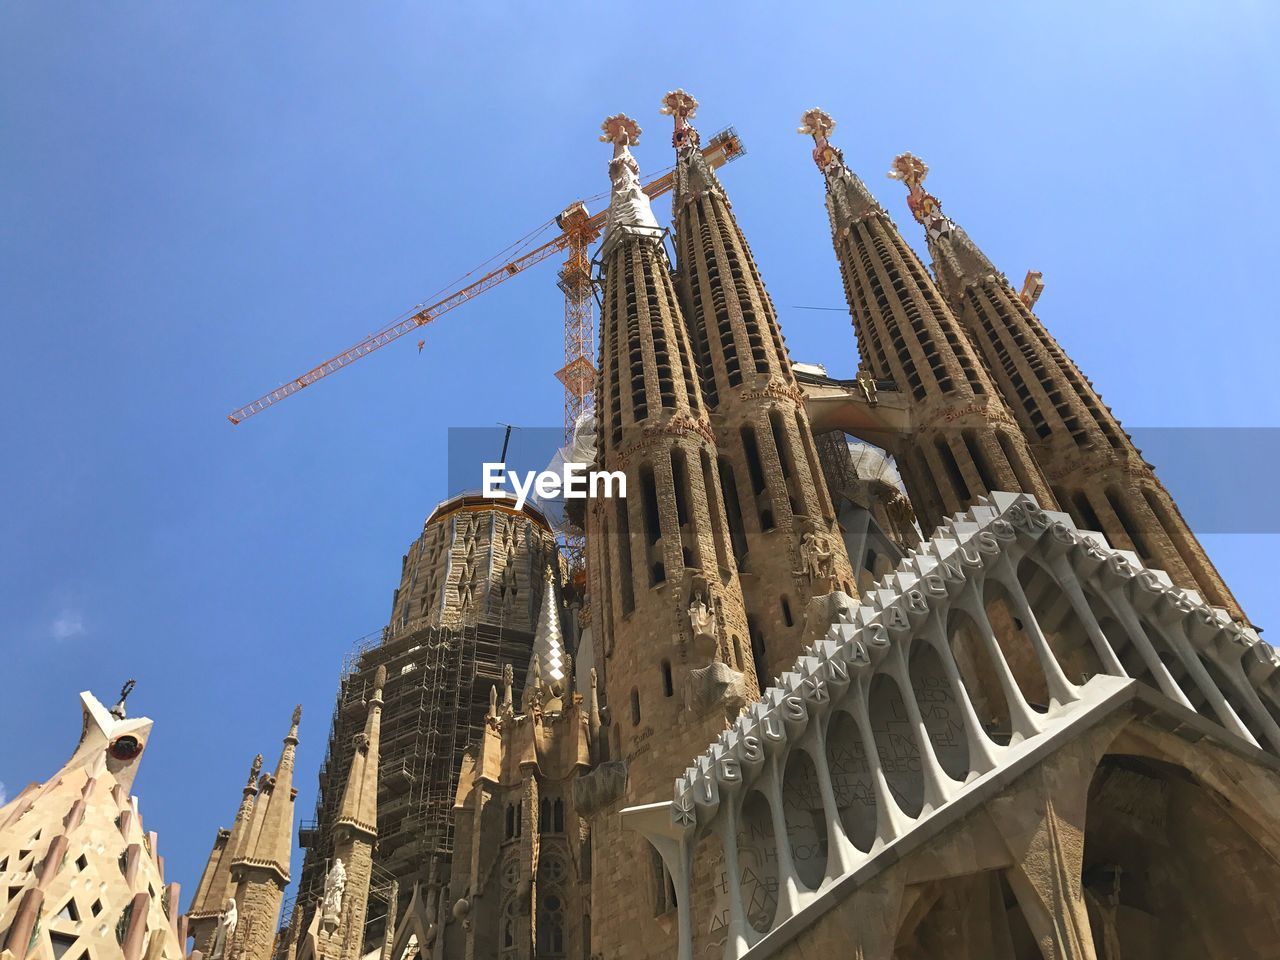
227 127 745 428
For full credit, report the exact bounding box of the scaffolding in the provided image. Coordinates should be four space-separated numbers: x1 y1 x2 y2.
294 619 535 948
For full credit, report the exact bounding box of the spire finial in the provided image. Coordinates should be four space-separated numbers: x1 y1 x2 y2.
600 114 642 149
661 89 700 149
798 108 842 175
248 753 264 787
109 678 136 720
373 665 387 697
288 704 302 739
888 152 947 234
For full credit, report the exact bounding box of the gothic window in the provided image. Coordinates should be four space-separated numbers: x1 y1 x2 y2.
502 897 518 950
553 799 565 834
502 857 520 890
615 498 635 616
536 892 565 955
540 798 552 833
540 853 567 883
640 464 665 585
516 800 523 838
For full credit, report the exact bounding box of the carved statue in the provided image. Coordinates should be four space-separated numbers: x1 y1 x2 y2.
502 663 514 710
210 898 237 960
799 531 836 582
322 858 347 922
687 590 717 641
886 490 915 529
855 370 878 404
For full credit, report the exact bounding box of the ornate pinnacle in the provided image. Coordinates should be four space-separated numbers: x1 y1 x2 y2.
661 89 700 149
599 114 642 147
373 664 387 693
797 108 842 176
109 678 137 720
248 753 264 786
887 152 945 230
544 564 555 583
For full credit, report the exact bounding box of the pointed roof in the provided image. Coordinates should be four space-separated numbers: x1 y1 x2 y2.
797 108 887 226
887 151 1001 299
0 688 182 960
187 754 262 920
524 567 567 709
335 666 385 838
233 705 301 883
599 114 662 258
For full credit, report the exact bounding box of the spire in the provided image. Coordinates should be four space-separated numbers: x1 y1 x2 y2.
887 152 999 300
664 89 726 205
186 754 263 949
235 704 300 883
797 108 886 225
336 667 384 838
526 566 567 706
599 114 661 257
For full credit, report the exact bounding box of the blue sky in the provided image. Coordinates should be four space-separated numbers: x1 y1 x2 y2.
2 1 1277 901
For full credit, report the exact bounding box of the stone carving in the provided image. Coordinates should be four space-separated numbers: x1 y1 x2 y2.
855 370 878 404
573 760 629 819
502 663 514 711
683 661 752 723
886 490 915 529
209 898 237 960
322 858 347 923
687 590 717 643
798 530 836 583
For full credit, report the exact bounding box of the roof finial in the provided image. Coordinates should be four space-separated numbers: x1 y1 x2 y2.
248 753 264 787
600 114 642 150
888 152 948 236
288 704 303 740
798 108 842 176
109 678 136 720
661 89 700 150
599 113 660 255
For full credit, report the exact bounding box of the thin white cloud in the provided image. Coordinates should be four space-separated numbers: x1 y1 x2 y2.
0 782 7 807
50 609 85 642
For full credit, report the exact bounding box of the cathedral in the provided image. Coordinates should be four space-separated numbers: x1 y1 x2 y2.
5 91 1280 960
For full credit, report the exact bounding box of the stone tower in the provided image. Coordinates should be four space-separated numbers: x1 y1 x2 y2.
228 706 301 960
186 754 262 956
296 667 384 960
664 90 855 683
798 109 1056 532
293 492 555 954
585 113 758 960
886 152 1244 619
439 571 594 960
0 686 186 960
388 492 559 635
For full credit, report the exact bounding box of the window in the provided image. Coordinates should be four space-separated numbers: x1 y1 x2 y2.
49 932 79 960
661 660 673 698
780 597 793 627
651 847 678 915
553 799 564 834
630 688 641 726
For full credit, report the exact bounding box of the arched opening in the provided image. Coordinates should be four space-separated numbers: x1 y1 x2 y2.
639 464 665 585
909 641 970 782
825 707 877 852
781 748 829 890
660 660 673 698
780 596 793 627
1015 554 1105 685
630 688 641 726
893 871 1039 959
945 607 1013 746
1083 754 1280 959
867 673 925 818
982 576 1050 713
